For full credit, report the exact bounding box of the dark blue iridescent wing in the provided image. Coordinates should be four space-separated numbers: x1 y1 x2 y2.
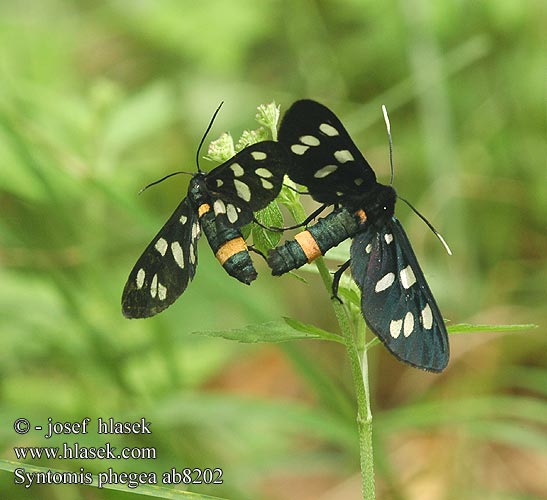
350 218 449 372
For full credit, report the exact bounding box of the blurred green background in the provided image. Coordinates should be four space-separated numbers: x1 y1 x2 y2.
1 1 545 499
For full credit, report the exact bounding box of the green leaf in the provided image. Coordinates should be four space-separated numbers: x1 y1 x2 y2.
282 317 343 343
286 271 308 284
337 286 361 308
448 323 538 334
251 202 284 254
277 181 305 222
192 319 343 344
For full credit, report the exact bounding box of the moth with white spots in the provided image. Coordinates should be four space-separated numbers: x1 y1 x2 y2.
269 99 449 371
122 140 288 319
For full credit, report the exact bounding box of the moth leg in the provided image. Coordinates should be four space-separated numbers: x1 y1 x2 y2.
331 259 351 303
283 183 310 195
254 203 329 232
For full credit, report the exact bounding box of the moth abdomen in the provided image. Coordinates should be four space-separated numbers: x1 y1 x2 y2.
268 208 362 275
198 205 257 285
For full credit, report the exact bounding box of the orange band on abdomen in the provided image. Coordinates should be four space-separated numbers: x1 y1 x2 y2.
215 237 247 265
198 203 211 217
295 230 322 263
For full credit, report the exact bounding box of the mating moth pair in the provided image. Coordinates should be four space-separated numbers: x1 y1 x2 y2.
122 100 449 372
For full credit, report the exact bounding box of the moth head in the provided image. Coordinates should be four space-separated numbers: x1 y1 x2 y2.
188 173 209 206
360 184 396 228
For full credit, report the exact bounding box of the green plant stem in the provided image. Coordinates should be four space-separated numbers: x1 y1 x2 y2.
290 202 375 499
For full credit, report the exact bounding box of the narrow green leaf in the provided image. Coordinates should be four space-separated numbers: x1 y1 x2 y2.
282 317 344 344
286 271 308 284
448 323 538 334
192 319 343 344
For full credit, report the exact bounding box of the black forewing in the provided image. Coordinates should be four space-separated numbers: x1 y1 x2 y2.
122 198 200 319
350 218 449 371
205 141 288 227
278 99 377 205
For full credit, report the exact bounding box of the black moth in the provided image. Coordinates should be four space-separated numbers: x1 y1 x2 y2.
122 141 288 319
269 99 449 372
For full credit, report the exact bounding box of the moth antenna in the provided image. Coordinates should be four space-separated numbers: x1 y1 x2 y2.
195 101 224 173
382 104 395 186
398 196 452 255
138 171 193 194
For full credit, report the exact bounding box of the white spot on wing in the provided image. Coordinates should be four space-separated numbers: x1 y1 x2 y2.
189 243 196 264
213 199 226 215
155 238 168 256
384 233 393 244
251 151 267 160
390 319 402 338
234 179 251 202
365 243 372 254
354 178 364 186
261 178 273 190
421 304 433 329
255 167 273 178
158 282 167 301
171 241 184 268
291 144 309 155
136 268 145 289
179 214 188 225
191 221 200 239
400 265 416 289
319 123 339 136
375 272 395 292
226 203 238 224
230 163 244 177
313 164 338 178
150 274 158 298
299 135 320 146
403 312 414 337
216 179 223 188
334 150 354 163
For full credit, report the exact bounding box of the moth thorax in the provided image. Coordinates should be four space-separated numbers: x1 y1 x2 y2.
361 184 396 228
188 173 209 207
